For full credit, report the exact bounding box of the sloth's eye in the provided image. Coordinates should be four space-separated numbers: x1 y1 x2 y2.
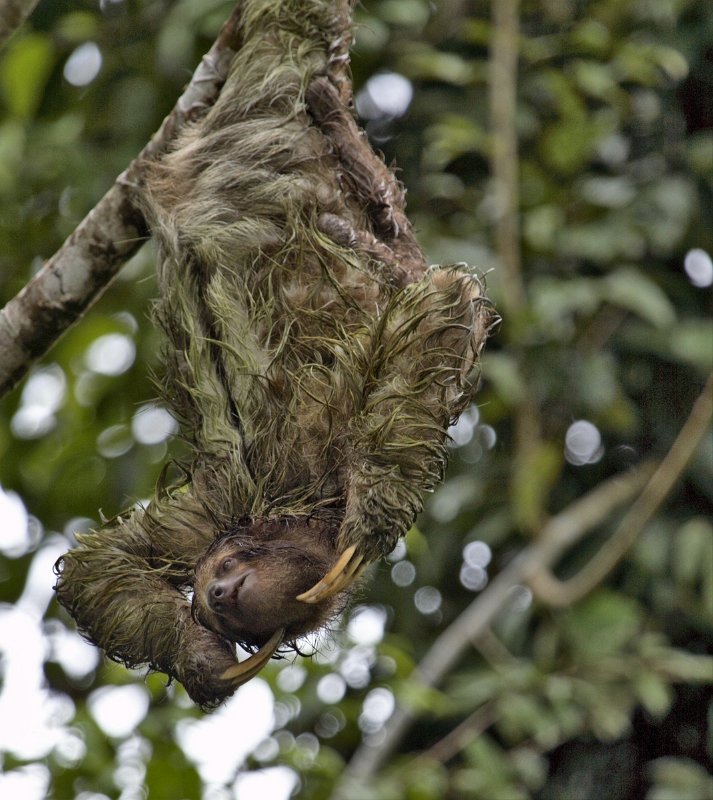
221 558 234 573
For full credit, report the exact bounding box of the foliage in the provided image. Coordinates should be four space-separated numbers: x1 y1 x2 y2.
0 1 711 799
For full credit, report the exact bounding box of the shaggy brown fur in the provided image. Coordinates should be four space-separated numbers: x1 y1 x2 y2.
54 0 496 707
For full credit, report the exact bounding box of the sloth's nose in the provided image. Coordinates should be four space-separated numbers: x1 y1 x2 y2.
209 581 226 600
207 572 249 609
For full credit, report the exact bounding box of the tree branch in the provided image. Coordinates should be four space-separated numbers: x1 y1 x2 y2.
0 0 38 48
489 0 525 319
529 371 713 607
488 0 548 533
330 375 710 795
416 703 497 765
0 2 246 398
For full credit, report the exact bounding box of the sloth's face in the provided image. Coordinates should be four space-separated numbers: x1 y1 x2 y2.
192 535 338 648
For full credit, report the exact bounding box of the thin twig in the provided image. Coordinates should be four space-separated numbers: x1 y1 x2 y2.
529 371 713 607
532 460 657 557
418 703 497 765
0 0 39 48
0 2 246 398
473 626 519 669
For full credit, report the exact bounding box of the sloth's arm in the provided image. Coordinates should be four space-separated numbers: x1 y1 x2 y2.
54 497 238 708
340 267 494 561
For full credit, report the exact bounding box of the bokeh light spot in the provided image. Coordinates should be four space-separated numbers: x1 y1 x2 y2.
387 539 407 562
356 72 413 119
508 585 534 612
684 248 713 288
11 365 67 440
276 665 306 693
414 586 442 615
86 333 135 376
97 424 133 459
347 605 387 646
0 485 29 558
463 540 492 568
131 404 178 445
448 404 480 447
88 685 149 738
234 767 298 800
460 564 488 592
359 687 395 733
64 42 102 87
316 673 347 705
391 560 416 587
565 420 604 465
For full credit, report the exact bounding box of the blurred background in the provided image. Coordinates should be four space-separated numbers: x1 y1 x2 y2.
0 1 711 799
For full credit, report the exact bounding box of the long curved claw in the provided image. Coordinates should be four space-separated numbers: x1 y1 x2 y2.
219 627 285 686
296 544 364 604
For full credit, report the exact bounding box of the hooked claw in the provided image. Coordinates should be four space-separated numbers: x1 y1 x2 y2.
296 544 364 604
219 627 284 686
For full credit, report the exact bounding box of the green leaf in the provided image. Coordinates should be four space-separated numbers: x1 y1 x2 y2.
461 19 491 46
530 275 600 335
644 176 697 255
402 50 477 85
496 693 551 742
0 34 54 120
655 651 713 684
482 354 527 406
576 351 619 411
673 518 713 585
447 670 503 709
634 671 674 718
378 0 430 28
613 41 660 85
423 114 488 171
634 523 671 576
405 524 428 557
397 680 454 716
603 267 676 328
619 319 713 370
524 205 566 252
571 59 618 100
571 19 612 55
463 735 512 784
650 45 689 82
687 131 713 176
563 590 642 659
590 698 633 740
56 11 100 42
510 748 548 792
0 119 25 193
647 757 713 800
403 762 449 800
539 109 615 174
669 321 713 371
353 15 390 51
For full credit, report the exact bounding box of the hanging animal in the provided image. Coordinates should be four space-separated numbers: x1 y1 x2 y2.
54 0 496 707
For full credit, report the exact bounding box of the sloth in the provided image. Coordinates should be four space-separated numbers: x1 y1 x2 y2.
54 0 496 708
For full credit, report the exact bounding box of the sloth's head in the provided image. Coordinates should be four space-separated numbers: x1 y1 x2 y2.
191 517 355 653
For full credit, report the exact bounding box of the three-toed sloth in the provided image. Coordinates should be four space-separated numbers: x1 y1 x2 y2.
54 0 495 707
